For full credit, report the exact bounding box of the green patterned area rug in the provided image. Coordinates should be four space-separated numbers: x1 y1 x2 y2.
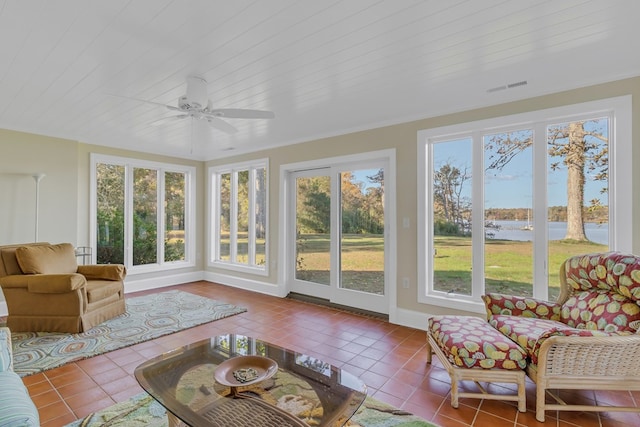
10 290 246 377
64 392 439 427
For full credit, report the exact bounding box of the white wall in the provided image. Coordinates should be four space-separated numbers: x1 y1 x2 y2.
0 132 205 314
0 129 78 245
1 76 639 330
205 76 640 319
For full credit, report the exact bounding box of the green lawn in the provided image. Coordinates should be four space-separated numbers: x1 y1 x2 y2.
435 236 606 299
296 233 384 294
218 232 266 265
296 233 607 299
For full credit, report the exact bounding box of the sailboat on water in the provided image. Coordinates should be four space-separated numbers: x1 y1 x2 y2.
521 209 533 231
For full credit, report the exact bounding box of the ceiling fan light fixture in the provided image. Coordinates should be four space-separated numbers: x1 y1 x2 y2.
184 75 208 109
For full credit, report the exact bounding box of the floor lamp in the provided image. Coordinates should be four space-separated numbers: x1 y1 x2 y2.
33 173 45 242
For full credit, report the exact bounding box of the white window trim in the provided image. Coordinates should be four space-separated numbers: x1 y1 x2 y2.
89 154 197 275
417 96 632 313
208 158 269 276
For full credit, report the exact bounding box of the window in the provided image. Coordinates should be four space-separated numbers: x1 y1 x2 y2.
210 159 268 274
418 97 632 313
90 154 196 272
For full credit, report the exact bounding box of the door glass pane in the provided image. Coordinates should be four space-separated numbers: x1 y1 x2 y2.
340 169 385 295
164 172 186 262
254 167 267 266
432 138 472 295
236 170 249 264
295 176 330 285
484 130 534 297
219 173 231 262
133 168 158 265
96 163 125 264
547 118 609 300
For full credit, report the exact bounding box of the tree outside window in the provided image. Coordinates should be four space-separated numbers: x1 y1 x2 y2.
211 160 268 272
419 100 625 310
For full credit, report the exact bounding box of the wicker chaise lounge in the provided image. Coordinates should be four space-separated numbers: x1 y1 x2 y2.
483 252 640 422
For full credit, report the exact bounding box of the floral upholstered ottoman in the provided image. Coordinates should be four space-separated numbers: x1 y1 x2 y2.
426 315 527 411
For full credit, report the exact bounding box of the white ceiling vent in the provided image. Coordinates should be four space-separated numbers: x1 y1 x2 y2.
487 80 528 93
487 85 507 93
507 80 528 89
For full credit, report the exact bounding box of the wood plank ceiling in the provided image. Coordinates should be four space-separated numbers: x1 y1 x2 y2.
0 0 638 160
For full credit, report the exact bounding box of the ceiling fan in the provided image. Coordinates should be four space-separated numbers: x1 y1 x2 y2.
115 76 275 134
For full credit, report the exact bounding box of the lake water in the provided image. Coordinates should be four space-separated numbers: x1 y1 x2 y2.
487 220 608 245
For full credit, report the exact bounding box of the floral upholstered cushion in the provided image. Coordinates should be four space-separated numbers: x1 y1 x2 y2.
482 293 561 320
561 252 640 332
428 315 527 370
561 290 640 332
488 314 627 365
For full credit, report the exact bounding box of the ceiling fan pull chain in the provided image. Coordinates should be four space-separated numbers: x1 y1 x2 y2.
190 118 194 155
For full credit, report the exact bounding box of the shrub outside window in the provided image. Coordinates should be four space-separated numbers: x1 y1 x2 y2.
91 154 195 272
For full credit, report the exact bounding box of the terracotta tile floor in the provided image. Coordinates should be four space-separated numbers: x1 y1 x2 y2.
18 281 640 427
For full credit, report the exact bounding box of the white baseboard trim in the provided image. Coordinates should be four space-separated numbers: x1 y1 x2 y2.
1 272 436 332
390 307 432 331
132 271 433 331
203 271 286 298
124 271 205 294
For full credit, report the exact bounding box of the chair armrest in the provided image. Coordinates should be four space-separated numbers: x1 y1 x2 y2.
482 293 561 320
0 274 85 293
77 264 126 281
0 276 28 289
0 327 12 372
535 334 640 378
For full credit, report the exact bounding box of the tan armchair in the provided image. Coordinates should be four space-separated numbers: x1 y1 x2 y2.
0 242 126 333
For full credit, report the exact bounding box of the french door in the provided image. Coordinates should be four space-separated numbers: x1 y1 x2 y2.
287 159 390 314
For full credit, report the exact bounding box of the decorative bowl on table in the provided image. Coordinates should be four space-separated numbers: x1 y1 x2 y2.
214 355 278 387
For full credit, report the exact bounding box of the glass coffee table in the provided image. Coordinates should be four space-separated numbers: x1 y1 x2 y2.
135 334 367 427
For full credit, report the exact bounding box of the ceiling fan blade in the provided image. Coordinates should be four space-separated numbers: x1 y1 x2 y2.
149 114 188 126
206 116 238 134
106 93 177 112
207 108 275 119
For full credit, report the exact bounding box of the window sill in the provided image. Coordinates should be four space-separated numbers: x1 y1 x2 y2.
209 261 268 277
419 293 486 315
126 260 196 275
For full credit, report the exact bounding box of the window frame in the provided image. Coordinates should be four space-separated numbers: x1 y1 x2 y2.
89 154 197 274
209 158 269 276
417 96 632 313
